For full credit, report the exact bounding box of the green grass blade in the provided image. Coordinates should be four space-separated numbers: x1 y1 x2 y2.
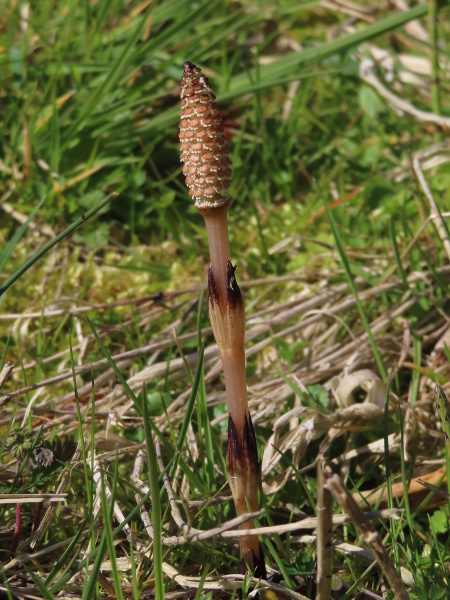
0 571 14 600
444 343 450 364
170 339 205 479
69 332 92 514
143 389 165 600
322 193 386 381
194 541 215 599
130 539 139 600
261 534 296 590
0 193 115 297
226 3 429 94
196 295 215 487
100 455 124 600
23 567 53 600
410 337 422 406
398 397 425 586
50 487 153 594
389 218 408 288
383 379 393 510
86 314 143 414
44 519 90 586
65 16 148 138
429 513 450 587
86 316 173 447
81 531 108 600
0 197 44 277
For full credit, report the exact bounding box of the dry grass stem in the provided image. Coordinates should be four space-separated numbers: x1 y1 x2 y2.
2 265 449 405
155 440 198 536
412 155 450 261
0 361 14 390
161 562 310 599
324 471 410 600
0 493 67 504
355 466 447 511
219 509 402 538
133 449 154 541
316 462 333 600
360 59 450 127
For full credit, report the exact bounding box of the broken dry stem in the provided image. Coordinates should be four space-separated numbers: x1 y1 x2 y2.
324 471 410 600
316 462 333 600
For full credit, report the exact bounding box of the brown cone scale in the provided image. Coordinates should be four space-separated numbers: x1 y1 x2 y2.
179 62 232 207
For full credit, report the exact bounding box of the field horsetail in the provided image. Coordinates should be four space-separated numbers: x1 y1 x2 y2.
179 62 265 578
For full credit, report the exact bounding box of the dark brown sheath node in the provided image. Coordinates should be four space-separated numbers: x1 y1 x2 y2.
226 414 259 477
226 414 241 474
237 547 267 579
242 413 258 477
209 260 244 315
208 265 220 305
226 260 244 311
179 61 232 207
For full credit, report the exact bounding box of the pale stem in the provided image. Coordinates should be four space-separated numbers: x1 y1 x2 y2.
239 528 261 560
202 204 260 562
202 206 231 312
234 498 260 559
221 348 248 437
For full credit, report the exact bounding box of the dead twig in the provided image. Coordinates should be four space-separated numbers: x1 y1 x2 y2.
324 470 410 600
412 156 450 262
316 461 333 600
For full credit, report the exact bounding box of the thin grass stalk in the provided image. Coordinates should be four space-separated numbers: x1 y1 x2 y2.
130 540 139 598
23 567 52 600
44 518 89 586
10 499 23 558
179 62 264 576
143 386 165 600
49 488 153 594
434 385 450 496
100 456 124 600
171 340 205 479
69 334 92 515
428 0 441 117
0 193 115 298
322 195 386 381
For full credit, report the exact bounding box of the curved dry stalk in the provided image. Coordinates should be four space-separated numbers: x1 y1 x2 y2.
324 471 410 600
0 361 14 390
155 440 196 536
412 156 450 262
360 58 450 128
133 449 154 540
